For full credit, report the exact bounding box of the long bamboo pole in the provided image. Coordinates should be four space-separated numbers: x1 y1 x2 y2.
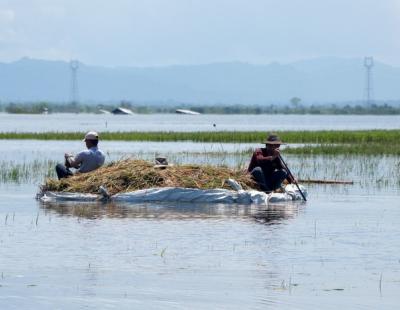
298 179 353 185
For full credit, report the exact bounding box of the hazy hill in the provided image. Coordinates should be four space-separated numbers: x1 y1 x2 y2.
0 57 399 104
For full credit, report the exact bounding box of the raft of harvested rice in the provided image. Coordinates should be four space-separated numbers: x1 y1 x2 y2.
42 159 258 195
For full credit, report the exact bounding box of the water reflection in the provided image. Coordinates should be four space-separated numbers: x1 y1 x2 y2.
40 200 300 225
253 204 302 225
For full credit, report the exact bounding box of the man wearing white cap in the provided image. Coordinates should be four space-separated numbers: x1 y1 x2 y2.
55 131 106 179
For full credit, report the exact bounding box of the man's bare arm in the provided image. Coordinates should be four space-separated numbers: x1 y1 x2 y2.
64 153 81 168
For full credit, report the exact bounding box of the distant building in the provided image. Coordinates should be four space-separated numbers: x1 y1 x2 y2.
175 109 200 115
111 107 134 115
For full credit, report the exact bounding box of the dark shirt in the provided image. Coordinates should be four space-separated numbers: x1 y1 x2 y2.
248 148 284 176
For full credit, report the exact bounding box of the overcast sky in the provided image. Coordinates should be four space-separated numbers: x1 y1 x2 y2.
0 0 399 67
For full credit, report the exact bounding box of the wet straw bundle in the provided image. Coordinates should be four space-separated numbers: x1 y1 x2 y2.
42 159 258 195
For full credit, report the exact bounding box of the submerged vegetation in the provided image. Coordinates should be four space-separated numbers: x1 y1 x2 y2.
0 129 398 143
1 154 399 190
42 159 257 195
0 159 55 183
0 128 398 186
0 130 399 155
283 143 400 156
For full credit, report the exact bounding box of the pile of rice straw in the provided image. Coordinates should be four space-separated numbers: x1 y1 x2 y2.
42 159 258 195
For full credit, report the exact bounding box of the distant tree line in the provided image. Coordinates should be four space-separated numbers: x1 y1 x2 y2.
1 101 400 115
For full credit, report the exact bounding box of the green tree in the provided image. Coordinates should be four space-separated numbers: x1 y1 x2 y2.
290 97 302 107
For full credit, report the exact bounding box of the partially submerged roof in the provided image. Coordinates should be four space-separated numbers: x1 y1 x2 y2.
98 109 111 114
175 109 200 115
111 107 134 115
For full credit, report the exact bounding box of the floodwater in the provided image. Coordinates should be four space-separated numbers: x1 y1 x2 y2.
1 184 399 308
1 113 400 132
0 141 400 308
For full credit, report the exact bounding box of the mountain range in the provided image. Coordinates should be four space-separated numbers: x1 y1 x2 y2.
0 57 399 104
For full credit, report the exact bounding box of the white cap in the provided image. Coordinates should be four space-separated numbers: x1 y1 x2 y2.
83 131 99 141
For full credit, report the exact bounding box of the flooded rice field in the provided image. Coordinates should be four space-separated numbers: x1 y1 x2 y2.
0 140 399 190
0 140 399 308
1 113 400 132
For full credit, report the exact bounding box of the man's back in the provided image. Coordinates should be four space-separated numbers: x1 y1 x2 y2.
74 146 105 173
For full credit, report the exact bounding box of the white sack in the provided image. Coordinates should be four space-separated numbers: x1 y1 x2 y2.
39 184 307 205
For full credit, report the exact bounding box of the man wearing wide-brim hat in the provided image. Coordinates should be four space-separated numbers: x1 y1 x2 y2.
247 133 293 192
55 131 106 179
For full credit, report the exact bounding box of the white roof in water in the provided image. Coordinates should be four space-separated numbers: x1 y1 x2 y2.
175 109 200 115
112 107 134 115
99 109 111 114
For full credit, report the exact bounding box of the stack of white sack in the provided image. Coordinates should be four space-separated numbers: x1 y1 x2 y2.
38 180 307 205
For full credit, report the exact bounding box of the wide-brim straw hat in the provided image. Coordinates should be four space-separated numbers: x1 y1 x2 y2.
263 133 284 145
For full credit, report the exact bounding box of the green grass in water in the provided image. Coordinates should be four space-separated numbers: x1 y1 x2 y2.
0 130 399 155
0 129 398 143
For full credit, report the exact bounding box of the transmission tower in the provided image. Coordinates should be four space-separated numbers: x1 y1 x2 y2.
70 60 79 105
364 57 374 105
